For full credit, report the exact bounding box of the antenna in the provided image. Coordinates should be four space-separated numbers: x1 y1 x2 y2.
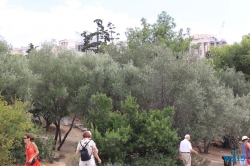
218 21 225 41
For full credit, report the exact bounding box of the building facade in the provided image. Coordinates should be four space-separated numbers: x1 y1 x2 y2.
11 46 29 56
190 34 227 58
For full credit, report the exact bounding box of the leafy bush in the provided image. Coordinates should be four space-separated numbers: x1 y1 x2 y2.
9 141 26 165
88 94 179 165
131 153 175 166
0 95 34 165
35 135 55 163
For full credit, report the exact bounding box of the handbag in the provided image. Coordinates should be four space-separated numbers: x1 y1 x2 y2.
30 158 36 165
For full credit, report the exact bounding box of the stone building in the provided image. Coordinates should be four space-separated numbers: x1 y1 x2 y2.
11 46 29 56
190 34 227 58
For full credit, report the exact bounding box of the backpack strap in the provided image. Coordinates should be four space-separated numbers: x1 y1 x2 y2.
80 140 91 148
85 140 91 148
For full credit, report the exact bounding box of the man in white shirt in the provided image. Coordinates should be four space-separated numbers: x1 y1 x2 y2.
179 134 198 166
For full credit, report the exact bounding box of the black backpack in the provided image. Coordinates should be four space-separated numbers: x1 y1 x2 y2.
80 140 91 161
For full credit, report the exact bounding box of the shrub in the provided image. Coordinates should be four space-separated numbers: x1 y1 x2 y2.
88 94 179 165
0 94 34 165
131 153 175 166
9 141 26 165
35 135 55 163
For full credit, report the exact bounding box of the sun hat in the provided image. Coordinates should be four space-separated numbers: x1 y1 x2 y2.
242 136 249 141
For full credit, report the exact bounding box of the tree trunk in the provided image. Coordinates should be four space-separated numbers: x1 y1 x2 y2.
203 139 206 153
195 144 202 153
204 141 211 153
37 116 42 125
58 120 61 143
57 114 77 151
43 113 52 131
54 122 59 150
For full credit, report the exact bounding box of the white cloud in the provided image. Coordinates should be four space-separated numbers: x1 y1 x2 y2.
0 0 140 47
2 0 248 47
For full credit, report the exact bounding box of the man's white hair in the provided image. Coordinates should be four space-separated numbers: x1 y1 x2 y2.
185 134 190 138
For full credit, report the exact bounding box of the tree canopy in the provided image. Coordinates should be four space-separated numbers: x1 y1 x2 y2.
81 19 119 53
211 33 250 79
126 11 192 53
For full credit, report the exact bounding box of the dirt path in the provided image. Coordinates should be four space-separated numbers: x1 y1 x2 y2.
41 119 235 166
201 146 232 165
39 118 83 166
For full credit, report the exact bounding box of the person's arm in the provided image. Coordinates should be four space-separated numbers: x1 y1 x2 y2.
93 149 101 164
190 148 198 154
25 145 28 163
76 141 81 155
29 142 39 163
247 142 250 149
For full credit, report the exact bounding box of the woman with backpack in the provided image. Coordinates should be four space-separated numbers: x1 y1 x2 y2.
23 133 41 166
76 131 102 166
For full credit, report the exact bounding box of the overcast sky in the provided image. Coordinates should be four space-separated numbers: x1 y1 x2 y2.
1 0 250 48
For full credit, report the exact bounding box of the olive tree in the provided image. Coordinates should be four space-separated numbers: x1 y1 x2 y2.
27 43 79 150
0 38 36 104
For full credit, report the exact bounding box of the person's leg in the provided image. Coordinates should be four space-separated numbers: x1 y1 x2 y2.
86 158 96 166
182 153 191 166
182 158 187 166
79 158 83 166
181 154 187 165
186 154 191 166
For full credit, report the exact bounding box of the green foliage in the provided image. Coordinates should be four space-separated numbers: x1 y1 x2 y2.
0 94 34 165
9 141 26 165
82 19 113 53
0 50 35 104
105 42 241 153
71 51 122 114
88 93 113 135
28 43 75 140
216 67 250 96
35 135 55 163
126 11 192 53
0 36 11 55
88 94 178 165
211 33 250 79
26 43 38 54
93 127 132 163
131 153 175 166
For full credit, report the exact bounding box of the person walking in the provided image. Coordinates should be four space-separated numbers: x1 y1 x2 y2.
76 131 101 166
179 134 198 166
24 133 41 166
240 136 250 166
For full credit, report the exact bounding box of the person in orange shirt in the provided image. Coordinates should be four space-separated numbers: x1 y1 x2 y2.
23 133 41 166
